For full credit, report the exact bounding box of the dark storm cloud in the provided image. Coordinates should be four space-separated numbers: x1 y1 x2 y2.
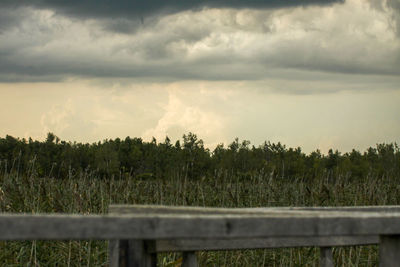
1 0 343 20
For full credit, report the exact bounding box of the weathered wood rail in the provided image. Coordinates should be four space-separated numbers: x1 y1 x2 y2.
1 205 400 266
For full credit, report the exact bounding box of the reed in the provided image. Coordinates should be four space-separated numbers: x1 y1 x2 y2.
0 164 398 266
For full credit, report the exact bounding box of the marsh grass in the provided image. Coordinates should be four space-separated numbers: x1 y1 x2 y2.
0 166 398 266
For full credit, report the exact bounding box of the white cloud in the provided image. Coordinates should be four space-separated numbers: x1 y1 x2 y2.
40 98 74 135
39 96 99 141
141 85 227 147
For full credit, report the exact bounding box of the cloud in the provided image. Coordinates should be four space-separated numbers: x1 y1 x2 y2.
0 0 399 85
32 83 167 142
40 98 97 140
0 7 28 33
141 86 227 146
1 80 399 152
0 0 343 21
368 0 400 37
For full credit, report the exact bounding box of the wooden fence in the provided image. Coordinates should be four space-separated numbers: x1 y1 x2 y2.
1 205 400 266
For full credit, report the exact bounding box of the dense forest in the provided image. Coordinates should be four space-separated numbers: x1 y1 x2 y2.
1 132 399 181
1 133 400 265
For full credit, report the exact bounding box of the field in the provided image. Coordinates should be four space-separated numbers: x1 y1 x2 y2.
1 168 399 266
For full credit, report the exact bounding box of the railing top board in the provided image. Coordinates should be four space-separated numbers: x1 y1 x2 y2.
109 204 400 215
1 209 400 240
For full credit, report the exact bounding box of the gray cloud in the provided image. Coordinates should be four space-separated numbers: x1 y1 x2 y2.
367 0 400 36
0 0 344 34
0 0 399 85
0 7 30 33
1 0 343 20
387 0 400 36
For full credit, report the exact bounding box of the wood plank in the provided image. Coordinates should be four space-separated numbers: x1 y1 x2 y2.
109 205 280 215
148 236 378 252
108 240 120 267
286 206 400 213
109 205 400 215
2 213 400 240
379 235 400 267
320 247 334 267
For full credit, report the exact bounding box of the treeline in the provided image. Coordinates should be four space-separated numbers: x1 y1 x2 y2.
0 133 399 180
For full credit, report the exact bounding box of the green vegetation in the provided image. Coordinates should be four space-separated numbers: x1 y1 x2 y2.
0 133 399 266
1 132 399 181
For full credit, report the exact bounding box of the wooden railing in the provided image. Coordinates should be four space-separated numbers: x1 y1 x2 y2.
2 205 400 266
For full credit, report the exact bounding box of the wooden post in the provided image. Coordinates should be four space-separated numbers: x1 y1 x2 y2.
108 240 117 266
182 251 198 267
320 247 333 267
379 235 400 267
108 240 130 267
109 240 156 267
109 240 121 267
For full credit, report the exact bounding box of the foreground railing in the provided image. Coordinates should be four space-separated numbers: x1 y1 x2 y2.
2 205 400 266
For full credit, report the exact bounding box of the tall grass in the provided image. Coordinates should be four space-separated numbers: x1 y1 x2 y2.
0 164 399 266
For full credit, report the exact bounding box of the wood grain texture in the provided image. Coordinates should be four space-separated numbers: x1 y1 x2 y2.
1 212 400 240
320 247 334 267
109 205 400 215
108 240 120 267
379 235 400 267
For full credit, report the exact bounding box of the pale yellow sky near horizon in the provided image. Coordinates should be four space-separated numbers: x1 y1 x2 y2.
1 0 399 154
1 79 399 154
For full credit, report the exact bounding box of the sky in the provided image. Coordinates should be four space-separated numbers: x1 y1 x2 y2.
0 0 399 153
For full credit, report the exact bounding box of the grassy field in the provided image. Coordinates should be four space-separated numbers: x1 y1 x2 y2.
0 168 399 266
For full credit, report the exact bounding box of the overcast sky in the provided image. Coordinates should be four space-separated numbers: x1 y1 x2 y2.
0 0 399 153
